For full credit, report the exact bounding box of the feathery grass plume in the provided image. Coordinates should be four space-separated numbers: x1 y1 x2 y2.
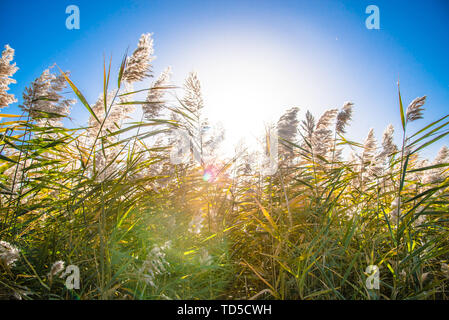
20 67 75 126
48 260 65 278
434 145 449 164
198 249 213 266
88 90 119 139
122 33 155 83
110 83 136 129
358 128 379 183
189 211 205 234
143 66 172 119
175 71 208 163
425 145 449 184
0 44 19 109
178 71 204 133
336 102 353 134
277 107 299 155
380 124 397 157
406 96 426 122
301 110 315 139
0 240 20 267
182 71 204 114
316 109 338 130
313 109 338 158
368 124 398 182
362 128 377 164
86 90 128 181
118 81 136 117
369 155 385 179
300 110 316 160
138 241 171 288
410 158 429 184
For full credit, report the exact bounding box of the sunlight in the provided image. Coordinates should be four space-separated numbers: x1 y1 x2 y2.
2 0 449 302
192 36 305 156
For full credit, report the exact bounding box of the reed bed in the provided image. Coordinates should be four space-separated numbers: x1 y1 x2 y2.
1 34 448 300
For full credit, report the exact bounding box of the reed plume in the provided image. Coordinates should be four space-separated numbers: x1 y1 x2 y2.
123 33 155 83
336 102 353 135
0 44 18 109
143 66 172 119
406 96 426 122
20 67 75 126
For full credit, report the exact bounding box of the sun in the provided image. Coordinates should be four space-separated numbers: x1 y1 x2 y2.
186 33 305 158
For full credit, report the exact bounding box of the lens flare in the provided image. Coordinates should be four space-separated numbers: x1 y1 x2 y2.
203 171 212 182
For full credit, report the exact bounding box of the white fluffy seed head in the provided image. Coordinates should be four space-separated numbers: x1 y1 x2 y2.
362 128 377 163
277 107 299 155
434 146 449 165
316 109 338 130
182 71 203 114
301 110 315 139
0 44 19 109
381 124 397 157
20 67 75 126
0 240 20 267
122 33 155 83
143 66 172 119
336 102 353 134
49 260 65 277
406 96 426 122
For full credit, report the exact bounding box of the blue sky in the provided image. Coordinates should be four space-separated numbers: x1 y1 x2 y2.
1 0 448 158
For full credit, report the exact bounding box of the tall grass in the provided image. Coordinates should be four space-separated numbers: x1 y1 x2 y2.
0 35 448 300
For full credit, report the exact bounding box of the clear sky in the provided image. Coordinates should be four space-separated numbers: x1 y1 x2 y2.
1 0 448 158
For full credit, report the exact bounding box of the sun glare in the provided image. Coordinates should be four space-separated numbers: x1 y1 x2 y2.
190 36 304 157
